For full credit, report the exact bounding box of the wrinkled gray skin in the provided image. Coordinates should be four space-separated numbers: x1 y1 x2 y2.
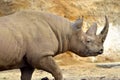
0 11 109 80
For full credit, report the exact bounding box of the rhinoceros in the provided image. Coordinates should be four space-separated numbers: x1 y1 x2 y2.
0 10 109 80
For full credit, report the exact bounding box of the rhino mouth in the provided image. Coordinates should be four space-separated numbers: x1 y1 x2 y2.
88 51 103 57
81 51 102 57
91 53 100 56
78 49 103 57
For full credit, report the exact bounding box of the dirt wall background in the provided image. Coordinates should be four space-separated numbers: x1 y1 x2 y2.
0 0 120 63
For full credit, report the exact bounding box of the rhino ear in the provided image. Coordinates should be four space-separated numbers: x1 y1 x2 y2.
72 16 83 30
86 22 97 36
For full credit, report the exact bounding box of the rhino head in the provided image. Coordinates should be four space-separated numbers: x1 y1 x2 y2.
70 16 109 57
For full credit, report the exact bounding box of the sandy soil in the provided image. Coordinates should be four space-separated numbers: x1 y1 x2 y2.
0 62 120 80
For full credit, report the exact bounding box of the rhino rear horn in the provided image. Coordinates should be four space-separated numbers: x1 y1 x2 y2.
86 22 97 36
99 16 109 41
72 16 83 29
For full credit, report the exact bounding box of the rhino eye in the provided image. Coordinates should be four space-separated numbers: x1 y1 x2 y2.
86 40 91 43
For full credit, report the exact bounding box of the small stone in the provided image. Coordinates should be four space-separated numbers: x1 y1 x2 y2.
3 77 7 79
81 78 86 80
100 76 105 79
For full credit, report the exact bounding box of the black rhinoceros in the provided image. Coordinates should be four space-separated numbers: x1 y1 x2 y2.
0 10 109 80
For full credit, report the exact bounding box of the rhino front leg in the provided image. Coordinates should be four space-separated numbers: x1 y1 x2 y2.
39 56 63 80
20 66 34 80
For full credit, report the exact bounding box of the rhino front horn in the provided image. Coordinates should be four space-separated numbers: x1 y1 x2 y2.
99 16 109 41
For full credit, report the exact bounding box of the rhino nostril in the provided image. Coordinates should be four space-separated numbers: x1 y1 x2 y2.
98 49 103 54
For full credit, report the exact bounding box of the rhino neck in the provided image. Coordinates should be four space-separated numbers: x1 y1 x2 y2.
56 31 71 54
54 28 72 55
42 13 72 54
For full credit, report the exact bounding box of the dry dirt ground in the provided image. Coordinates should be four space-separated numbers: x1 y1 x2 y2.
0 62 120 80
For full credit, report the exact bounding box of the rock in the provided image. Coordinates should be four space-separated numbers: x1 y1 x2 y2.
96 62 120 68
